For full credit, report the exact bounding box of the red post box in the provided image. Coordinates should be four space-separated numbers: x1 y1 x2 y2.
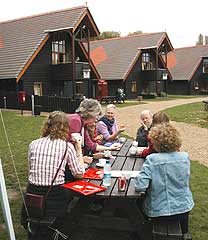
97 80 108 101
18 91 26 104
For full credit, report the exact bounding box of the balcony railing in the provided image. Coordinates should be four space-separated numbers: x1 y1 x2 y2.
141 62 153 70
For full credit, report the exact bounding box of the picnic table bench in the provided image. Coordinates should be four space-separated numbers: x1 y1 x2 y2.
100 95 117 104
202 100 208 111
100 95 125 104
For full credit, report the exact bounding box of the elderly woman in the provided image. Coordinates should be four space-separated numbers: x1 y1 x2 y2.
96 104 125 143
21 111 84 239
135 123 194 236
68 99 118 157
136 110 153 147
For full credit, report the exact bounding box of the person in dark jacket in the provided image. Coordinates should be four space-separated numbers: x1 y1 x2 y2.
136 110 153 147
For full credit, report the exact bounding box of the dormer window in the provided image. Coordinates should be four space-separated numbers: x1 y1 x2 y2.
52 40 68 64
142 52 150 63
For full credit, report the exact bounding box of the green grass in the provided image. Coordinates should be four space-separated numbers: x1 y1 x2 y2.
0 110 208 239
143 94 208 102
164 102 208 128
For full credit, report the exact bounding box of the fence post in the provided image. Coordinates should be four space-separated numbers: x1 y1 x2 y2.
31 95 35 116
4 97 7 109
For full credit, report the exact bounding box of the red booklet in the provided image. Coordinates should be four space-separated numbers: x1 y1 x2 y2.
83 168 104 180
63 180 106 195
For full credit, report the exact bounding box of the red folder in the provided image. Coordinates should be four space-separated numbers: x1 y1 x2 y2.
63 180 106 195
83 168 104 180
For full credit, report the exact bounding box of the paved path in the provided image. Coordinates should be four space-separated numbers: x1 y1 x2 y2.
114 97 208 166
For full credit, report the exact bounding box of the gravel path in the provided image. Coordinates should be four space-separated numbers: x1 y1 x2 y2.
114 97 208 166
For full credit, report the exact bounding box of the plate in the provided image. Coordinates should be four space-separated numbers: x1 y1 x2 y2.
96 162 105 167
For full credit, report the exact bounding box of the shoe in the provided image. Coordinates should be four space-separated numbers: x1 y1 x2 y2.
183 232 192 240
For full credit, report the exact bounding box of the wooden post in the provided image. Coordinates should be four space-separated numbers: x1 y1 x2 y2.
155 48 158 95
72 32 76 99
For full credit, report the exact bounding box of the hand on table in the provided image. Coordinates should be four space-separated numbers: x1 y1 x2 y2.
83 156 93 164
92 152 104 159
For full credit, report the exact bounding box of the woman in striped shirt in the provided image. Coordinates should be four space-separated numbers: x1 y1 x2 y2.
21 111 84 239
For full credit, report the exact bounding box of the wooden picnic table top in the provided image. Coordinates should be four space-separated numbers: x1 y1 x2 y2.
88 139 144 198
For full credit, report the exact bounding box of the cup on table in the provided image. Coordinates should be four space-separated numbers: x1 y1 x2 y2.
104 150 111 158
119 137 126 143
99 158 106 166
71 133 82 142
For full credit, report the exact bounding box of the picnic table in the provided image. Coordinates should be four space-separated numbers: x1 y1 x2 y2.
65 139 152 240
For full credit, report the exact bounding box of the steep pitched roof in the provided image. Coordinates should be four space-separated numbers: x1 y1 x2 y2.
167 44 208 80
0 6 99 80
89 32 168 80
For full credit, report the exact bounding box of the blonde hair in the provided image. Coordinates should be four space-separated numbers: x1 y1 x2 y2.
149 123 182 152
42 111 68 140
76 98 102 120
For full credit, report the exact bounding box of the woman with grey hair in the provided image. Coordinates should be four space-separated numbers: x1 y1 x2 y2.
96 104 126 143
136 110 153 147
67 99 117 159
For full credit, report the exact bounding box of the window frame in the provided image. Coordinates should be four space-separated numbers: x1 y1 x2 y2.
34 82 43 96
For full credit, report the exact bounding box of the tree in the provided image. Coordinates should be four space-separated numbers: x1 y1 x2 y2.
96 31 121 40
196 34 204 45
128 31 143 36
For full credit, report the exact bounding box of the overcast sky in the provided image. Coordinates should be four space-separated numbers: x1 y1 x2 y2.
1 0 208 48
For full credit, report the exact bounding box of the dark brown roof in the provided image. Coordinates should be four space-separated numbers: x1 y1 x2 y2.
0 6 99 80
167 45 208 80
89 32 168 80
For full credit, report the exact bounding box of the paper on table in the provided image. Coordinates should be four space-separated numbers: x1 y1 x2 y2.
111 170 140 178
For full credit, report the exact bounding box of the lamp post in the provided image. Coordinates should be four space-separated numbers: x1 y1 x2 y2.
82 67 91 98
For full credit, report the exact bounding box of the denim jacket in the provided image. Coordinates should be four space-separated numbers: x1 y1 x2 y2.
134 152 194 217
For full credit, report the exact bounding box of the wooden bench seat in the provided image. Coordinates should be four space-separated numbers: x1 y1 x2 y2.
100 96 117 104
152 220 183 240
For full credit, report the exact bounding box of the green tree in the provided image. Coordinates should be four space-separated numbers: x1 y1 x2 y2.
96 31 121 40
128 30 143 36
196 34 204 45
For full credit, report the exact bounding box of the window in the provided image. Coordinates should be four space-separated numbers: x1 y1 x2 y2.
142 52 150 63
34 82 42 96
76 82 83 94
131 82 137 93
52 40 68 64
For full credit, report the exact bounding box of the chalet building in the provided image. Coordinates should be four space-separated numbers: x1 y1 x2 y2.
167 45 208 95
0 6 100 101
89 32 173 99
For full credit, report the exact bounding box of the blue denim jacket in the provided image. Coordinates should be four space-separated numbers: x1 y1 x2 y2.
134 152 194 217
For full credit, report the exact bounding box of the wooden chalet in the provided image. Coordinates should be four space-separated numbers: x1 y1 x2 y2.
167 45 208 95
89 32 173 99
0 6 100 110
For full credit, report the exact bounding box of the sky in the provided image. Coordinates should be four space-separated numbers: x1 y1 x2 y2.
0 0 208 49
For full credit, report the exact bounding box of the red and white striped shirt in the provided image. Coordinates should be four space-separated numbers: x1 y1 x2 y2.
28 136 84 186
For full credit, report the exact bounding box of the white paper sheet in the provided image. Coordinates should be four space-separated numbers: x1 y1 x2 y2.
111 170 140 178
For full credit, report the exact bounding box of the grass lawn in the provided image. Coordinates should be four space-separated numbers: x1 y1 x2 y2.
0 109 208 239
164 102 208 128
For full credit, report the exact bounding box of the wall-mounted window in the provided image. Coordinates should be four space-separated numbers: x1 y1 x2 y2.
34 82 42 96
142 52 150 63
76 82 84 94
52 40 68 64
131 82 137 93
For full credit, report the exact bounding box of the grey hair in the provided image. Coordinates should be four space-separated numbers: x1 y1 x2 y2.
106 104 116 110
76 98 102 119
140 110 153 118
